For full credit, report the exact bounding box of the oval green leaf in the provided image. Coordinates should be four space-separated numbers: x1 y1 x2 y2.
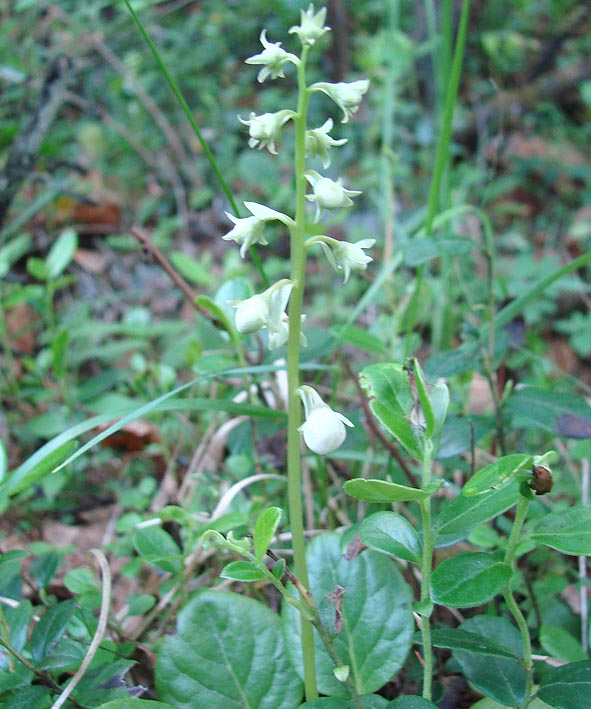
220 560 266 582
463 454 532 496
253 506 282 562
156 590 302 709
344 478 430 504
283 531 413 699
528 506 591 555
431 552 511 607
538 660 591 709
360 511 421 563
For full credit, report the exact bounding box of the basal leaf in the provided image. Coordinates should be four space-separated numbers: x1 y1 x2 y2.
388 698 438 708
431 552 510 607
156 591 302 709
300 695 389 708
283 531 413 699
426 628 519 659
31 599 76 663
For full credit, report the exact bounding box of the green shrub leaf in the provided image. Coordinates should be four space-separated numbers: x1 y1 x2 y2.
220 560 266 582
360 511 421 563
528 506 591 555
253 506 282 561
344 478 433 503
462 454 532 496
537 661 591 709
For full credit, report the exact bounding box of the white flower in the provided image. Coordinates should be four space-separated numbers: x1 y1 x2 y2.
308 236 376 283
231 279 305 350
222 214 268 258
222 202 294 258
305 170 361 221
245 29 300 82
310 80 370 123
305 119 347 169
239 110 295 154
289 4 330 46
298 385 354 455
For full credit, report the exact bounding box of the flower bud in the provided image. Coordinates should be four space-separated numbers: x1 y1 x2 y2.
298 385 353 455
289 4 330 46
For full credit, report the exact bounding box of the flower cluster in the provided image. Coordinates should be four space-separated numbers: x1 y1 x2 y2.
219 5 371 454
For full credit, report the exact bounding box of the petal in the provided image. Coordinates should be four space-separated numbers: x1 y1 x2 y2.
245 201 295 227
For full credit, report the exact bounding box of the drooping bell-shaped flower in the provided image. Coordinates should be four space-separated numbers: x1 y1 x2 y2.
231 279 305 350
240 110 295 154
298 385 354 455
304 170 361 222
307 235 376 283
222 214 268 258
305 118 347 169
289 4 330 46
310 80 370 123
245 29 299 83
222 202 294 258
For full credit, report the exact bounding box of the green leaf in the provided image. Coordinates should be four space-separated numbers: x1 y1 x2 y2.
360 511 421 563
360 363 424 459
283 531 413 699
4 600 33 653
0 440 78 505
537 661 591 709
344 478 433 503
96 701 175 709
540 626 587 662
220 560 266 582
389 698 438 708
412 358 435 436
1 687 51 708
156 590 302 709
332 326 387 355
426 628 519 659
195 294 235 335
30 599 76 663
453 616 527 707
462 454 532 496
132 527 183 574
170 251 214 287
434 480 520 545
430 381 449 438
528 506 591 555
431 552 511 607
0 440 6 483
506 387 591 439
46 228 78 279
300 696 389 708
27 255 49 281
253 507 282 562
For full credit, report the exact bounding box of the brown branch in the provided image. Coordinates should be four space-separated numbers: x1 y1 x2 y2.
346 362 420 488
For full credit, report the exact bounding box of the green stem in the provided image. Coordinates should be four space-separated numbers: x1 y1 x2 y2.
287 44 317 701
419 441 435 700
122 0 269 288
504 494 534 708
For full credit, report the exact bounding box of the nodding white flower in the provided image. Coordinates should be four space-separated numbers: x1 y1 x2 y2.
298 385 354 455
222 214 268 258
305 170 361 222
289 4 330 46
308 235 376 283
231 279 305 350
310 80 370 123
222 202 294 258
305 119 347 169
239 110 295 154
245 29 300 83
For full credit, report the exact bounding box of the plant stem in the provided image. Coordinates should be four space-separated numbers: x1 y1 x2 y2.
419 440 435 700
504 494 534 708
287 44 317 701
